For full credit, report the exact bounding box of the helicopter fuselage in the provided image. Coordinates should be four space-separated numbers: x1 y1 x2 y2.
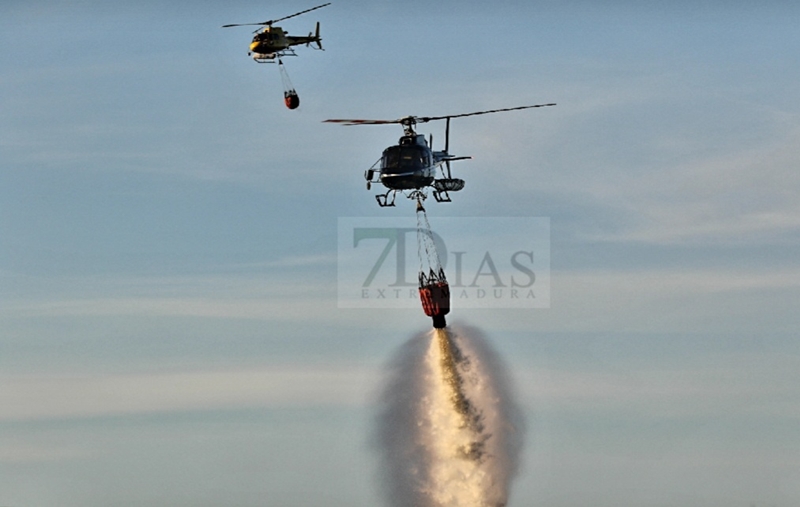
378 134 437 190
363 133 465 206
248 25 321 60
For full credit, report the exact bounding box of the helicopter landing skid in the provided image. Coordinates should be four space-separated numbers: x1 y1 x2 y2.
252 55 277 63
251 48 298 63
432 190 452 203
375 190 397 207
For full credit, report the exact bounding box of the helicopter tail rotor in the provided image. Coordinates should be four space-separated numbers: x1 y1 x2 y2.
307 22 323 49
314 22 323 49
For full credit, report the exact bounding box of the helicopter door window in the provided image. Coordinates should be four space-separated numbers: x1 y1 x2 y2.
383 148 400 169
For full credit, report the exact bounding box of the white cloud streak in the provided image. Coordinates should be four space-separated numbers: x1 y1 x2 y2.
2 296 334 321
1 364 377 422
3 266 797 333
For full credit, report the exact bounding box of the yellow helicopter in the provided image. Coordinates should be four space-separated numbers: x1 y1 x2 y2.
222 3 330 63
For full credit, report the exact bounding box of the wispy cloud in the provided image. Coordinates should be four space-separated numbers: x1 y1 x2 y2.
515 353 800 419
225 253 338 270
595 124 800 245
0 443 92 464
1 271 338 320
0 363 378 422
0 296 335 321
466 70 800 247
460 266 800 334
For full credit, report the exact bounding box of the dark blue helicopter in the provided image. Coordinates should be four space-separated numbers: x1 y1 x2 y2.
325 104 555 207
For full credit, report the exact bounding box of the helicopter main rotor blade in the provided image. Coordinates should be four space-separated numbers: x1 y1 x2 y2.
324 104 556 127
269 2 331 25
222 2 330 28
222 22 268 27
418 103 556 123
323 119 400 125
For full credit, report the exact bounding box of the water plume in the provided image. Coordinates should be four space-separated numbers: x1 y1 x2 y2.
375 325 524 507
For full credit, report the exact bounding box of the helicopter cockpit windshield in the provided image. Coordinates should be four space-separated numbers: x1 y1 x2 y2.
381 145 429 173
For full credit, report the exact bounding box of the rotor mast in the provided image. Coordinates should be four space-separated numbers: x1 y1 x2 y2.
399 116 418 136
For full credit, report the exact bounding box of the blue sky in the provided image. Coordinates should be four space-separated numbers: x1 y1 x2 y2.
2 1 800 506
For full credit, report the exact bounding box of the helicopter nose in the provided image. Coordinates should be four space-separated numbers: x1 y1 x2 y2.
249 41 261 53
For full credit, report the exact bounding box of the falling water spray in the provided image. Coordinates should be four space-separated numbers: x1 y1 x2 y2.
375 325 524 507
